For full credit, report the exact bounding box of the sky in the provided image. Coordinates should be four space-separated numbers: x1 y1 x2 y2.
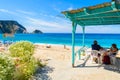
0 0 120 33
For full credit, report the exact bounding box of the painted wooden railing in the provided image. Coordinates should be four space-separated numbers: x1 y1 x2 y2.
75 46 88 60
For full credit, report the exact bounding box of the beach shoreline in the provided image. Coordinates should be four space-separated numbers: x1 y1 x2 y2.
33 44 120 80
34 42 81 47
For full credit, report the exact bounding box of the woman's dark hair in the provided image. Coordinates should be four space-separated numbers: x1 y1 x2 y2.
112 43 117 48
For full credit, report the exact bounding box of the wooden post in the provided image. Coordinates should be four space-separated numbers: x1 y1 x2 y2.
82 26 85 47
72 22 77 67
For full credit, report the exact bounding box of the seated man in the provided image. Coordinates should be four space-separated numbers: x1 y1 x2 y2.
91 40 101 63
92 40 101 51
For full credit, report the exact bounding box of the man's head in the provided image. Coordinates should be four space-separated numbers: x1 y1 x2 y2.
94 40 98 45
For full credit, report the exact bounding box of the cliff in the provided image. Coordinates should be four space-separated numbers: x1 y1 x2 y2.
0 20 26 34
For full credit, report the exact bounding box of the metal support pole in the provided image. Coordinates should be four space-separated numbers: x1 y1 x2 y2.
82 26 85 47
72 22 77 67
78 50 81 60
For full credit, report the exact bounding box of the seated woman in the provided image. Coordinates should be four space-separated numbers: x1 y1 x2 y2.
102 43 118 65
109 44 118 65
109 44 118 56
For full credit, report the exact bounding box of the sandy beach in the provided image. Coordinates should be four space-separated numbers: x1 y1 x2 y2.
33 44 120 80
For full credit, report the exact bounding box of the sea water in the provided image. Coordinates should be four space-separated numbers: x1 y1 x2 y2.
0 33 120 48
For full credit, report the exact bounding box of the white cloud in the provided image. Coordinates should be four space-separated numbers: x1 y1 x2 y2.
1 9 120 33
53 7 61 12
39 13 50 17
67 6 73 10
24 16 120 33
24 16 72 33
0 9 8 12
0 9 16 15
85 25 120 33
0 8 72 33
26 17 68 28
0 9 36 18
16 10 35 15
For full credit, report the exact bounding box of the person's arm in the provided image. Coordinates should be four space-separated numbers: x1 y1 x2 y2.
98 45 101 51
110 47 112 52
112 48 118 53
92 45 94 50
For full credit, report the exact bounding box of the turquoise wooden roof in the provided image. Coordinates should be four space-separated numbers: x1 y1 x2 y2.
62 1 120 26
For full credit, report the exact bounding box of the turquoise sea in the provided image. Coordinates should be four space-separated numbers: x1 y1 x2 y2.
0 33 120 48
